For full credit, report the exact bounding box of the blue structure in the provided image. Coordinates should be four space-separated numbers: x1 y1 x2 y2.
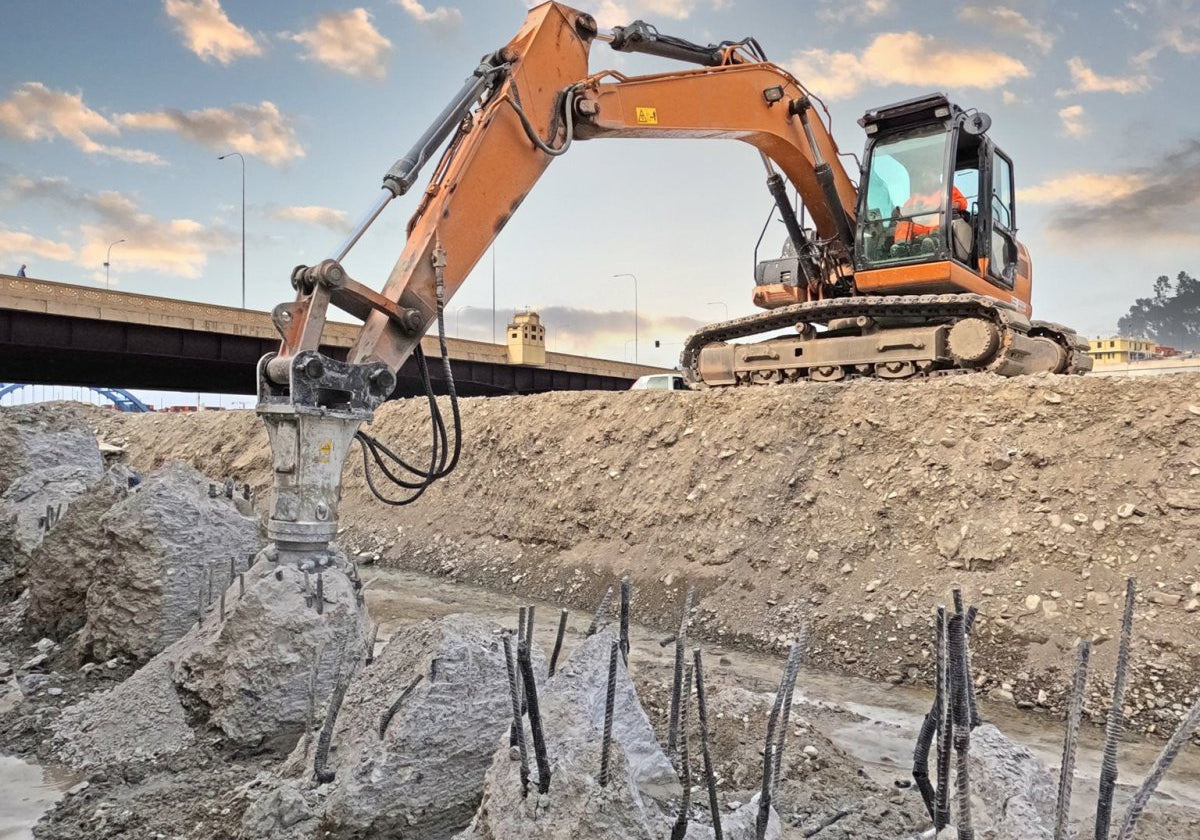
0 383 153 412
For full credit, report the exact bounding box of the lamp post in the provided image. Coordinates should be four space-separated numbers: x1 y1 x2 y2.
707 300 728 320
613 272 638 364
455 305 478 337
104 239 125 288
217 152 245 309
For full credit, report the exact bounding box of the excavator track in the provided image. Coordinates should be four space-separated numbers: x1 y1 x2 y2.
682 293 1092 387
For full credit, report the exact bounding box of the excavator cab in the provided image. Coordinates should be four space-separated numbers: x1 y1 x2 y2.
852 93 1030 310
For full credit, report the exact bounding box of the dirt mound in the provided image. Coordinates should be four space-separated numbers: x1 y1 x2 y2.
75 372 1200 732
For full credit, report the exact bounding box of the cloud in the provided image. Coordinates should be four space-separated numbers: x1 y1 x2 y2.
1 174 233 279
288 9 392 79
1019 140 1200 243
117 101 303 166
1057 104 1089 138
1120 1 1200 63
817 0 895 24
0 229 77 264
0 82 163 165
1019 172 1146 205
1002 90 1023 106
266 204 351 233
1056 57 1151 95
164 0 262 65
394 0 462 27
581 1 726 28
789 32 1029 100
958 6 1055 53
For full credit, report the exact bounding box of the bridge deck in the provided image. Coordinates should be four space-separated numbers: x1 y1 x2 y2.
0 275 666 396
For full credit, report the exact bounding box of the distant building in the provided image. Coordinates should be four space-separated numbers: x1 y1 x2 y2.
1088 336 1156 365
506 309 546 366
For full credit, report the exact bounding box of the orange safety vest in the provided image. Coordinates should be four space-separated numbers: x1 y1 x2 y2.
895 186 967 242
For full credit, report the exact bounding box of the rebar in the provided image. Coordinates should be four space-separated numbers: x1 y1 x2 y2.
549 608 568 676
659 634 677 648
302 642 324 764
949 613 974 840
206 567 214 605
314 643 352 784
229 556 236 582
378 674 424 739
669 586 695 757
619 577 631 665
671 661 694 840
952 585 964 616
1116 693 1200 840
756 743 775 840
238 572 245 599
693 648 723 840
773 629 808 794
219 585 226 619
196 582 204 627
518 606 528 645
599 640 619 787
365 623 380 665
518 638 552 794
913 608 945 821
303 570 313 609
934 606 953 832
316 572 324 615
587 585 614 636
1055 639 1092 840
525 605 535 647
502 633 530 797
963 604 981 729
1095 578 1136 840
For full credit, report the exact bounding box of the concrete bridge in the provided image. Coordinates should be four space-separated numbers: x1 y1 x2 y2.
0 274 664 397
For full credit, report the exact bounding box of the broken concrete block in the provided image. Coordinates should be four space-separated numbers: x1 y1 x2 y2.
321 614 522 839
26 465 132 639
457 630 686 840
968 723 1055 840
167 555 369 753
78 461 261 662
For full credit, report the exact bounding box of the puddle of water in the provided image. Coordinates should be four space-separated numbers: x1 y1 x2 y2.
0 754 75 840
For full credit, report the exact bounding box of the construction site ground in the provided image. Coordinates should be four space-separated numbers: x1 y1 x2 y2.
3 370 1200 838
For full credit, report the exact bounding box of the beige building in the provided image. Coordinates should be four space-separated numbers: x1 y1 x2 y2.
1088 336 1156 365
506 309 546 366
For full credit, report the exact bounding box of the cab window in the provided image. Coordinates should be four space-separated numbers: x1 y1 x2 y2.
992 153 1014 229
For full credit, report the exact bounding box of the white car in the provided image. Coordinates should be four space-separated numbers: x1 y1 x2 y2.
630 373 690 391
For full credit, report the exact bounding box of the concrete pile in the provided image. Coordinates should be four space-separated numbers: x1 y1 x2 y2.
460 629 779 840
243 613 519 840
25 465 133 639
78 461 261 663
53 558 370 767
0 418 104 598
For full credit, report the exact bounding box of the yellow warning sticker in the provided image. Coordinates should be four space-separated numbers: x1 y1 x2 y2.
317 439 333 463
635 107 658 125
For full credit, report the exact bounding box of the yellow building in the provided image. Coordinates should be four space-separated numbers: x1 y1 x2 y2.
1088 336 1156 365
506 309 546 366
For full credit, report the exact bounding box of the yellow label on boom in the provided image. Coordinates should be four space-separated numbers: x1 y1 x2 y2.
636 107 658 125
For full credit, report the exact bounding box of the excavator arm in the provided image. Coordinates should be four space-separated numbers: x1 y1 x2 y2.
256 1 859 567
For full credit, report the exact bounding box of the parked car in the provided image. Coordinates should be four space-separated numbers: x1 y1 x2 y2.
630 373 690 391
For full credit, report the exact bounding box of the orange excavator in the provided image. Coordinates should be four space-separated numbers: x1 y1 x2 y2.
256 2 1090 565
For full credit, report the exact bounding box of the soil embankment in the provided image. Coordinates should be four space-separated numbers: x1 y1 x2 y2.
82 372 1200 733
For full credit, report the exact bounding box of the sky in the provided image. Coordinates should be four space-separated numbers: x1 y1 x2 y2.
1 0 1198 395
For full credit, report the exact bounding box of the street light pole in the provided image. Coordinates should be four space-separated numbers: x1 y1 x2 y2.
104 239 125 289
217 152 245 309
613 273 638 364
707 300 729 320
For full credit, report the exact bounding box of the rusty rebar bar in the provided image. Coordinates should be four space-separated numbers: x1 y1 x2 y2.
549 608 568 676
671 660 694 840
934 606 953 832
600 640 619 787
773 629 808 794
1095 578 1136 840
378 674 423 739
1055 639 1092 840
693 648 723 840
587 585 613 637
502 633 530 797
518 638 551 794
964 604 981 729
620 577 631 665
314 643 351 784
1116 694 1200 840
949 613 974 840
